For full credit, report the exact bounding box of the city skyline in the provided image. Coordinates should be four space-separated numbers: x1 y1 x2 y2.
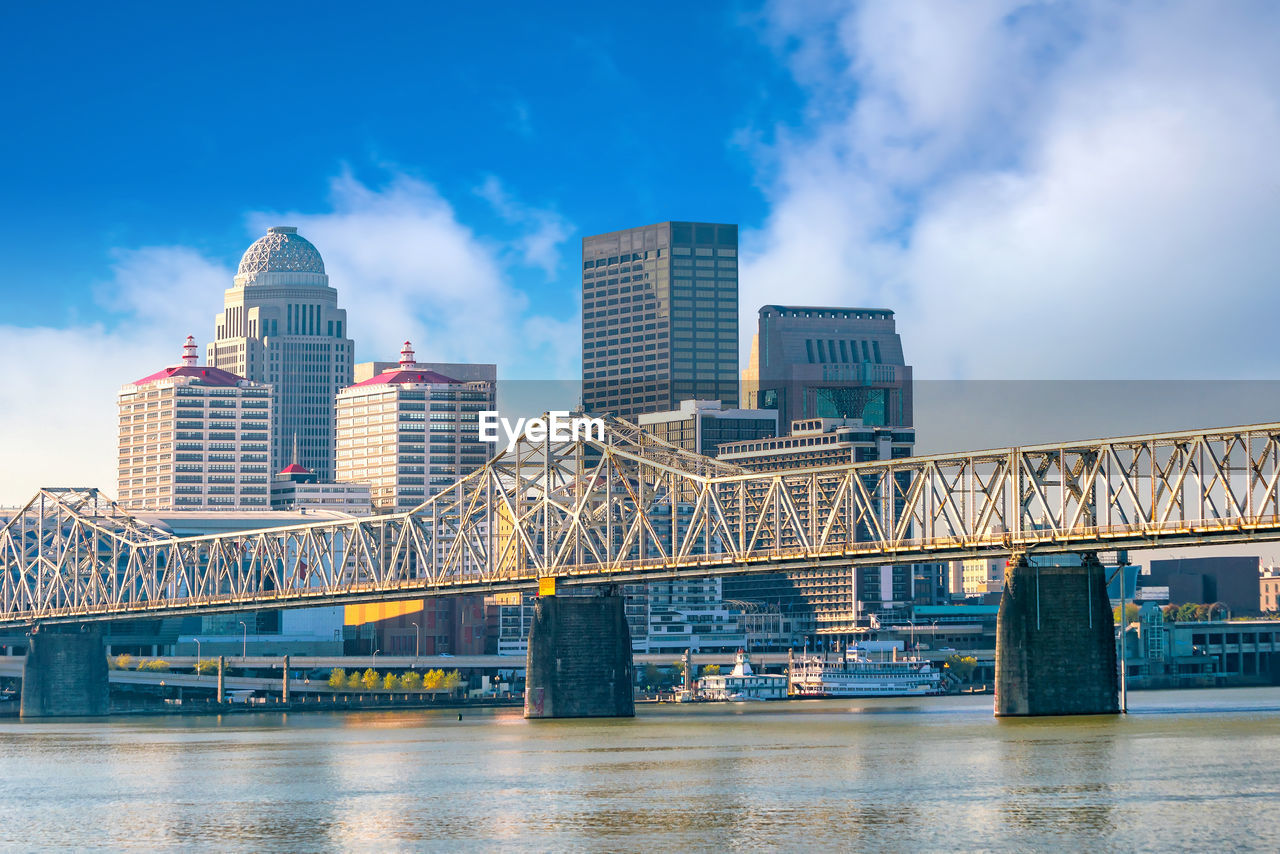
4 2 1280 503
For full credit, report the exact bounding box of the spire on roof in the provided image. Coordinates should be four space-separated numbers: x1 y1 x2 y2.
182 336 199 367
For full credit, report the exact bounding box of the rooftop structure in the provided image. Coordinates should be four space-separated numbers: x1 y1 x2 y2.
637 399 778 458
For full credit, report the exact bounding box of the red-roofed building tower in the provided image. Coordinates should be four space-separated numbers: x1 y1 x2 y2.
117 337 273 510
334 340 495 512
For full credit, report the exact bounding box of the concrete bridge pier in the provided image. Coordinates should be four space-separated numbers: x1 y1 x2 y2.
524 586 634 719
995 554 1119 717
20 624 109 718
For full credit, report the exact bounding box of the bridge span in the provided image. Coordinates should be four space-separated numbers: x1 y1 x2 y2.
5 417 1280 718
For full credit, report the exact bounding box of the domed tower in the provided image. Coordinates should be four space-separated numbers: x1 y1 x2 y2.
208 226 355 480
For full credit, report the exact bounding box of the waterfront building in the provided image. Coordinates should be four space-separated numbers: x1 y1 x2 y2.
717 416 918 633
341 596 487 657
117 337 273 511
741 305 912 431
269 463 372 514
1118 611 1280 688
335 341 495 512
208 226 355 481
487 592 535 657
1147 556 1262 616
1261 566 1280 613
581 221 739 419
628 577 746 655
955 558 1005 597
636 399 778 457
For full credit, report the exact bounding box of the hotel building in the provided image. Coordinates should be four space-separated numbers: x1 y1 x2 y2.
335 342 496 512
117 337 273 511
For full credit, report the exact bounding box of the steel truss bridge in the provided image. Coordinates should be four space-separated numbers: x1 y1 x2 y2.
6 418 1280 629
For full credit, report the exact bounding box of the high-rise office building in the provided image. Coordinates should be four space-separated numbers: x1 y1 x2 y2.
582 221 739 420
208 226 355 481
117 337 273 510
742 306 912 431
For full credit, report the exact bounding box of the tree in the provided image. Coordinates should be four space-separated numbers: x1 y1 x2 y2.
137 659 170 672
382 673 400 691
642 663 661 689
361 668 380 690
700 664 721 677
346 672 362 690
441 670 463 693
401 671 422 691
195 659 220 675
423 669 444 691
111 654 134 671
1113 604 1140 624
945 655 978 682
1176 603 1201 623
328 668 347 689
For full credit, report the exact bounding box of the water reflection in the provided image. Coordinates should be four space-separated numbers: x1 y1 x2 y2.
2 691 1280 851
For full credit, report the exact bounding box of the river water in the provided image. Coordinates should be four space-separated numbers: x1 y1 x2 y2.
3 688 1280 852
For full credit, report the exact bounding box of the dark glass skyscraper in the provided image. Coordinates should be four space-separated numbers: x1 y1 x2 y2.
581 221 738 420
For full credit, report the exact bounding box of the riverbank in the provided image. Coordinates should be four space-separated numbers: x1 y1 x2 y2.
0 694 522 718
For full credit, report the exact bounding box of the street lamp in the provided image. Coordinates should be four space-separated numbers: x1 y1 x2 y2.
194 638 202 678
411 621 420 666
239 621 247 660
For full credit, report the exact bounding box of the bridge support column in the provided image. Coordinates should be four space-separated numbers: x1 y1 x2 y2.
525 590 634 719
995 554 1118 717
20 625 109 718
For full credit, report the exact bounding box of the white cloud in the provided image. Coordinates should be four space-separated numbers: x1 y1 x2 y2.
0 170 578 505
474 174 573 277
254 170 575 367
1 248 228 504
743 0 1280 380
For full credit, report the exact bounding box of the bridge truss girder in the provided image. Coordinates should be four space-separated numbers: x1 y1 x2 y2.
4 418 1280 628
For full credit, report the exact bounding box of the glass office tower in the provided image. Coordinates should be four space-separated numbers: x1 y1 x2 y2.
581 221 738 420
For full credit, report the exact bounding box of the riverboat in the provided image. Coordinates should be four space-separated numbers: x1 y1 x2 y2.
787 650 942 697
698 650 787 701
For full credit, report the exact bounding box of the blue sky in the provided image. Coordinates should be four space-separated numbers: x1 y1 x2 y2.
3 1 1280 500
1 2 794 329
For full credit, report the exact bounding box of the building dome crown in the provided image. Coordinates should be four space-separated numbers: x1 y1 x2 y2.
237 226 325 276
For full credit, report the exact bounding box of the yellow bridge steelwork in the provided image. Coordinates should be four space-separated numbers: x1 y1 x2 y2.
5 417 1280 628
